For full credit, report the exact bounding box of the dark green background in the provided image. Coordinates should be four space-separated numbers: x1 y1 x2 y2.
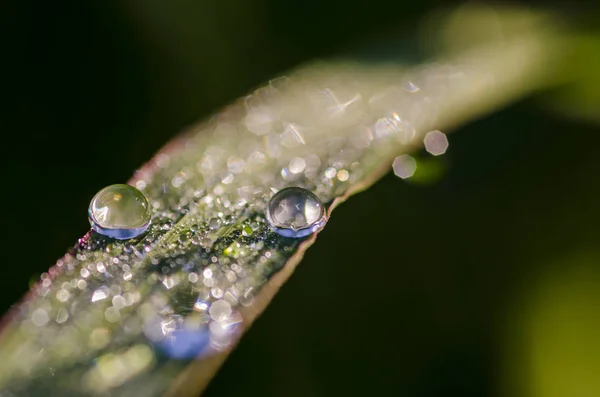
2 1 600 396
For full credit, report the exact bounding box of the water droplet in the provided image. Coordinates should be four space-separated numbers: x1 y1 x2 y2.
56 289 70 302
135 179 147 190
188 272 199 283
91 288 108 302
56 308 69 324
245 106 273 136
337 169 349 182
89 328 110 349
289 157 306 174
209 299 232 321
227 156 245 174
266 187 327 238
324 167 337 179
88 184 151 240
31 308 49 327
241 225 253 237
104 306 121 323
208 218 221 230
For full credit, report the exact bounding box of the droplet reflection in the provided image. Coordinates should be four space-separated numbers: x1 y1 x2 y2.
266 187 327 238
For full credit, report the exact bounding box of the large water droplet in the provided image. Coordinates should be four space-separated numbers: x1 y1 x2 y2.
88 184 151 239
266 187 326 238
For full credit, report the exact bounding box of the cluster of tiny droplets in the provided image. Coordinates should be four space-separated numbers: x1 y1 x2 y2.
0 58 500 394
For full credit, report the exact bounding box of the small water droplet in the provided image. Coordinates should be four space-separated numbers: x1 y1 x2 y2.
209 299 232 321
211 287 224 299
56 289 70 302
88 184 151 240
104 306 121 323
208 218 221 230
199 236 214 248
96 262 106 273
135 180 147 190
56 308 69 324
266 187 327 238
227 156 245 174
91 289 108 302
188 272 199 283
241 225 253 237
31 308 49 327
288 157 306 174
324 167 337 179
337 169 349 182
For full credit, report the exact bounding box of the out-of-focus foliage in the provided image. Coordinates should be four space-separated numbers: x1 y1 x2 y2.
503 255 600 397
545 34 600 123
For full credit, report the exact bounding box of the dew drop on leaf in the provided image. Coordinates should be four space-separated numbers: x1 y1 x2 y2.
266 187 327 238
88 184 151 240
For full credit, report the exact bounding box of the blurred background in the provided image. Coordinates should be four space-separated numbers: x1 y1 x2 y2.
2 0 600 396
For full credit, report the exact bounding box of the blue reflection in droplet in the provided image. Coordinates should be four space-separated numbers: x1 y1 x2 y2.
266 187 326 238
156 328 211 360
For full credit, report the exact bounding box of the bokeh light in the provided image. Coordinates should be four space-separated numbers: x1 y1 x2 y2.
392 155 417 179
423 130 449 156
